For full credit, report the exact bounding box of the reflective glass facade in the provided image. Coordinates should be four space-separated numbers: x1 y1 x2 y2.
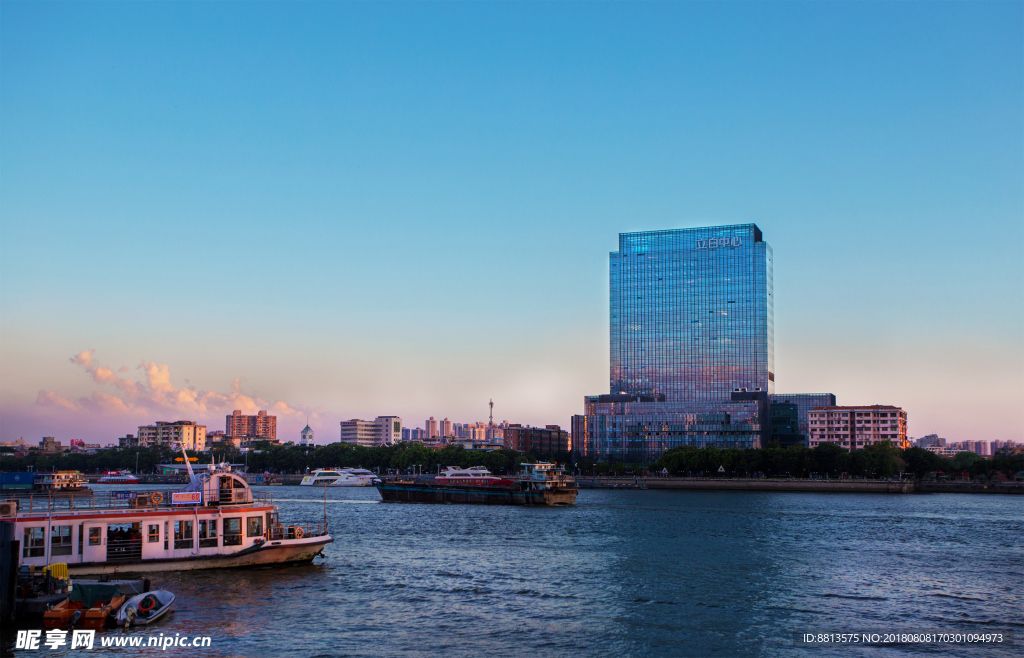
610 224 773 401
576 224 775 462
770 393 837 436
573 396 762 463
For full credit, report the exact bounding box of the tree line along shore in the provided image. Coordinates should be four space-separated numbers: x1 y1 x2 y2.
2 440 1021 481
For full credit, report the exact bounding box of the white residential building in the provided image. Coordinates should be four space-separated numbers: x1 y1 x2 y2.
137 421 207 452
340 416 402 447
807 405 907 450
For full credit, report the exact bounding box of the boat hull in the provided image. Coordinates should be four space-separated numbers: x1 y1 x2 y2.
375 482 577 506
64 535 333 575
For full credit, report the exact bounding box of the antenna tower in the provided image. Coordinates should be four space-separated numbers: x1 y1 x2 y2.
488 399 494 438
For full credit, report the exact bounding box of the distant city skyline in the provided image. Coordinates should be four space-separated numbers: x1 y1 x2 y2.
1 2 1021 446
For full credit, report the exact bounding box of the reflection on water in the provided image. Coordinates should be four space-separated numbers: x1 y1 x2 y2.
12 486 1022 657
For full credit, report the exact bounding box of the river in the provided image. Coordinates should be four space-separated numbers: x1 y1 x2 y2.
9 485 1021 656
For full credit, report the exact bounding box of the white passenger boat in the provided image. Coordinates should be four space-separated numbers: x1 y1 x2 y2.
328 469 381 487
4 454 332 575
300 468 380 487
97 470 140 484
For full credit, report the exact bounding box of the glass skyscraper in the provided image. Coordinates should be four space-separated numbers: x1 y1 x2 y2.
610 224 773 401
574 224 776 462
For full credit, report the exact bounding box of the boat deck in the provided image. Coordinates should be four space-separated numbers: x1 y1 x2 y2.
5 490 276 518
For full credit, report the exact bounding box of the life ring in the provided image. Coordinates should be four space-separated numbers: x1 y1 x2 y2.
138 596 158 613
149 492 163 505
294 527 304 539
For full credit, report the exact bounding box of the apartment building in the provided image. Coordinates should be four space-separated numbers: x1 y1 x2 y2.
137 421 207 451
807 405 907 450
225 409 278 443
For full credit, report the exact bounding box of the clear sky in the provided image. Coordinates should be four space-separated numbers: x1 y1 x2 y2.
1 2 1021 446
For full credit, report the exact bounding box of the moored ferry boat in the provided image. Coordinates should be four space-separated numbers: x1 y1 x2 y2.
97 470 140 484
375 462 577 506
5 459 332 575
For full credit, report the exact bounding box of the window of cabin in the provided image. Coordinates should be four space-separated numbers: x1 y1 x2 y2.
223 518 242 546
174 520 193 550
23 527 45 558
50 525 73 556
199 519 218 548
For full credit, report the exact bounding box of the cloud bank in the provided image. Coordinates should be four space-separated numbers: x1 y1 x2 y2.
35 350 310 424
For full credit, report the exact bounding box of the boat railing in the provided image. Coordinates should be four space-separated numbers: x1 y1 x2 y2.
252 491 274 506
267 520 329 541
7 487 276 515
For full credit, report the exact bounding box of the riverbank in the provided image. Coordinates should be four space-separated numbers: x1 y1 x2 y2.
576 477 1024 494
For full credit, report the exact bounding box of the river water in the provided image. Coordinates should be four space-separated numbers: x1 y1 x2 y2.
9 486 1022 657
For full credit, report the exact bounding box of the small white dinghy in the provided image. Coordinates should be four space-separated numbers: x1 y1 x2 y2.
115 590 175 627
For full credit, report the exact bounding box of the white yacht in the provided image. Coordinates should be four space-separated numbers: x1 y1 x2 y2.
328 469 380 487
300 469 380 487
300 470 344 486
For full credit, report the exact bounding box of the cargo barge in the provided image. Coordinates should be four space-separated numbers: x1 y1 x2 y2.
375 463 578 506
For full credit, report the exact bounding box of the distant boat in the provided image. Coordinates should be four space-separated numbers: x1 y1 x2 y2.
376 463 578 506
328 469 381 487
300 469 380 487
98 470 140 484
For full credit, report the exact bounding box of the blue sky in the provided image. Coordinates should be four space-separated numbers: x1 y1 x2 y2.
1 2 1021 445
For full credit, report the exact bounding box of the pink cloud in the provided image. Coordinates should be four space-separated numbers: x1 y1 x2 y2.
36 390 78 411
35 351 313 426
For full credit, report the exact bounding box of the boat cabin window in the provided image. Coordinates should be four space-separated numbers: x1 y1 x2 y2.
223 518 242 546
148 524 160 543
233 478 246 489
51 525 73 556
107 522 142 562
88 527 102 546
199 520 218 548
22 527 44 558
174 520 194 550
246 516 263 538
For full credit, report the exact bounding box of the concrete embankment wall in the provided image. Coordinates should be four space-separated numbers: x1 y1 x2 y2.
581 478 914 494
579 478 1024 495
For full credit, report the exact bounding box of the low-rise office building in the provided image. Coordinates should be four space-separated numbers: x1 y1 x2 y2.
38 437 66 454
807 405 907 450
504 424 570 454
770 393 837 437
